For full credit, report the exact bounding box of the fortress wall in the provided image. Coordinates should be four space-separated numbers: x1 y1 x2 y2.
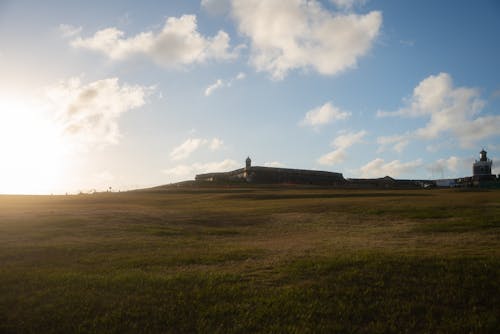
195 168 245 181
195 166 344 185
195 167 427 188
244 167 345 185
247 169 344 185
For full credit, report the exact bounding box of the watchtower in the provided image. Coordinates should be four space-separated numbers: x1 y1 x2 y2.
473 148 492 178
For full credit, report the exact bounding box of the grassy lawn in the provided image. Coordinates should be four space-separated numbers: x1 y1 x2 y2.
0 187 499 333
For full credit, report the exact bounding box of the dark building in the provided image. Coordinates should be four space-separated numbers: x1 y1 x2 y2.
195 157 345 186
346 176 424 189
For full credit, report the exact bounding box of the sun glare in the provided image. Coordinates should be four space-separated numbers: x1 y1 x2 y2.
0 97 68 194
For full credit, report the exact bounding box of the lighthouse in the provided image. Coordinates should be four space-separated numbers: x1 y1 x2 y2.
472 149 493 182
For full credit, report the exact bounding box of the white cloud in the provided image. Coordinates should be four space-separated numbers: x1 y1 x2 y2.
170 138 207 161
447 156 461 173
230 0 382 79
493 163 499 175
377 134 410 153
205 79 223 96
332 130 366 148
209 137 224 150
59 24 82 38
195 159 240 173
376 73 499 149
204 72 246 96
163 159 240 181
170 137 224 161
264 161 284 167
399 39 415 47
442 116 500 148
45 77 151 145
300 102 351 127
163 164 194 178
359 158 422 178
318 130 366 165
426 156 467 178
330 0 367 10
71 15 237 67
318 149 347 166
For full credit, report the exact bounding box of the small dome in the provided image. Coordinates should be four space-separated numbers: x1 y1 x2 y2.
480 149 487 161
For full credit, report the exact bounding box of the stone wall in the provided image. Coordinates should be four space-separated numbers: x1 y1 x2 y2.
195 166 344 185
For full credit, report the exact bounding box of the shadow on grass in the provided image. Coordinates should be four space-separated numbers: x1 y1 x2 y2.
1 254 498 333
412 217 500 233
227 192 430 201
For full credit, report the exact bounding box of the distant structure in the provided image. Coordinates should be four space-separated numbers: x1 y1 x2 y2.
195 157 425 188
193 150 498 189
454 148 497 187
345 176 426 189
473 149 493 180
196 157 345 186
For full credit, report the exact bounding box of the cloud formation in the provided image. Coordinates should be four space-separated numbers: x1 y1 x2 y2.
359 158 422 178
300 101 351 127
426 156 466 178
264 161 285 167
163 159 240 181
59 24 82 38
377 134 410 153
204 72 246 96
330 0 367 10
209 137 224 150
169 137 224 161
377 72 500 149
230 0 382 79
45 77 151 145
205 79 223 96
318 130 366 165
71 15 236 67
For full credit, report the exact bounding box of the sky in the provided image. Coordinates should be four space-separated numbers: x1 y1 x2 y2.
0 0 499 194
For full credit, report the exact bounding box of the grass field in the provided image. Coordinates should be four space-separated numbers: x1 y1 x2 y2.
0 186 499 333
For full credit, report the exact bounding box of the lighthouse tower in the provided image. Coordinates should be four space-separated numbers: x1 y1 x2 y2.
472 149 493 181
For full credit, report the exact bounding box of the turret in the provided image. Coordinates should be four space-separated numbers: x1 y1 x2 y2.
245 156 251 169
480 149 487 161
473 148 492 178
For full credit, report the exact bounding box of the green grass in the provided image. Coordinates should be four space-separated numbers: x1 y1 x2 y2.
0 187 499 333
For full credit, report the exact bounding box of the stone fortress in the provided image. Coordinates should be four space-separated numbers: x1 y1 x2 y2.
196 157 345 186
195 150 499 188
196 157 424 188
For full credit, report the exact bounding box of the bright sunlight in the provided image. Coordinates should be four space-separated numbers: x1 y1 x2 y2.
0 96 68 194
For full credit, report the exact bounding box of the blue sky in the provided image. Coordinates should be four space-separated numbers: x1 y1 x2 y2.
0 0 499 194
